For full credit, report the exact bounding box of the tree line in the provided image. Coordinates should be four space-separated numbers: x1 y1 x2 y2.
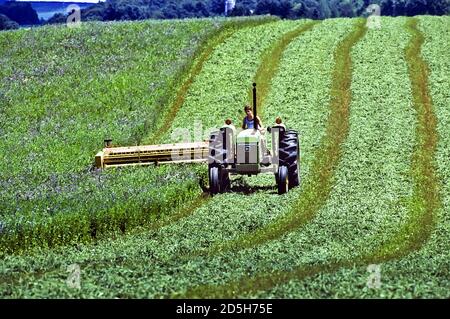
50 0 450 23
0 1 39 29
1 0 449 30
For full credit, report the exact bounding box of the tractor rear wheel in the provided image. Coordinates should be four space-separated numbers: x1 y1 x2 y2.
279 130 300 188
277 165 289 194
209 166 220 195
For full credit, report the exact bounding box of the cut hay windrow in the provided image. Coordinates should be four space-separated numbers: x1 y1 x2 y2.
250 21 319 119
178 17 443 298
367 18 440 261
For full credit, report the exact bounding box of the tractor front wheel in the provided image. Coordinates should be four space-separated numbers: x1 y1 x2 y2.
209 166 220 195
277 165 289 195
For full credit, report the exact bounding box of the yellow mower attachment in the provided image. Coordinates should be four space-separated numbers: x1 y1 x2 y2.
95 141 208 169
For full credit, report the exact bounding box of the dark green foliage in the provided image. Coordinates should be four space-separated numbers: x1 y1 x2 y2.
0 1 39 25
1 0 448 27
229 4 252 16
42 0 450 25
255 0 293 18
0 13 18 30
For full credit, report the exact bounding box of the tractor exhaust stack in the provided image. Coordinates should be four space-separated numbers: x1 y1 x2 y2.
253 82 258 129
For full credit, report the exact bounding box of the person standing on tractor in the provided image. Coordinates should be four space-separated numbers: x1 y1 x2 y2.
242 105 264 131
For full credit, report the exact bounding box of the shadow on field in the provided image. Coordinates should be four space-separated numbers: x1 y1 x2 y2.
229 177 277 195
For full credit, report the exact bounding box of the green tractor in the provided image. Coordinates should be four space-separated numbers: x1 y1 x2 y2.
208 83 300 195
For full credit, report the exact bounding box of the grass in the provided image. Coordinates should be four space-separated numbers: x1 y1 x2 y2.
0 19 220 254
0 16 448 299
370 18 440 259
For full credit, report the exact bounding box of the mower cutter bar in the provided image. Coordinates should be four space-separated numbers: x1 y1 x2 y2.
95 142 208 169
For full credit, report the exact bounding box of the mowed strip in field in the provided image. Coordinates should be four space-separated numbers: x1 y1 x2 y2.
202 18 367 256
254 15 449 299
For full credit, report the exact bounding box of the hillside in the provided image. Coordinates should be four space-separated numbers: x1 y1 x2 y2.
0 15 449 298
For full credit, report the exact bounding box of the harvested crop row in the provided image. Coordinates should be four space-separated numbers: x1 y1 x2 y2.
254 15 450 299
366 17 440 260
251 21 319 117
210 16 443 298
0 19 358 298
203 18 368 256
183 17 422 297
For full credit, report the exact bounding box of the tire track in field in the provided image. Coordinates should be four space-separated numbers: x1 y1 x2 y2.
198 19 368 257
180 18 441 298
